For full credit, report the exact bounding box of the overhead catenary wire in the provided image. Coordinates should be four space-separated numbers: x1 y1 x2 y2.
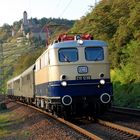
53 0 62 16
59 0 72 18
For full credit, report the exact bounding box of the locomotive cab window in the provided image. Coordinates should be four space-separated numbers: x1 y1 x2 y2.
58 48 78 62
85 47 104 61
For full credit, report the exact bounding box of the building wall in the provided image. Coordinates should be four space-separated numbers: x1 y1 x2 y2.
31 32 46 41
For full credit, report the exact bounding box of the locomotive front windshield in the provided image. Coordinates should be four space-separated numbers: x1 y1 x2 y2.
85 47 104 61
59 48 78 62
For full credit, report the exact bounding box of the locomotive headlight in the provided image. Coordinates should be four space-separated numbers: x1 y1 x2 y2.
77 39 83 45
100 79 105 85
61 81 67 86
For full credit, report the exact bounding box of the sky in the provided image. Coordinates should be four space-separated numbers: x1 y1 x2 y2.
0 0 100 26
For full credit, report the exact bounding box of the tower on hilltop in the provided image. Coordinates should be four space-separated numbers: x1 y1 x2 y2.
23 11 28 26
20 11 47 41
21 11 29 35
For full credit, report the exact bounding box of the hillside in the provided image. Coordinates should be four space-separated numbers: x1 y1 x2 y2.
70 0 140 108
0 18 75 91
71 0 140 67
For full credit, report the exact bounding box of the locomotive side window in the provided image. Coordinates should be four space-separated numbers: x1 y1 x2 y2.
59 48 78 62
85 47 104 61
41 55 45 68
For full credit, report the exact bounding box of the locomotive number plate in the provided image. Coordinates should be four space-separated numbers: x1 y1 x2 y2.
76 75 91 80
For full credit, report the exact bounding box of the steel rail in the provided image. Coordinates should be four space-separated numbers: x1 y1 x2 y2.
110 106 140 117
98 119 140 138
16 101 102 140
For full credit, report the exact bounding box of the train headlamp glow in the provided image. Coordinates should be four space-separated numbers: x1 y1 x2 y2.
77 39 83 45
100 79 105 85
61 81 67 86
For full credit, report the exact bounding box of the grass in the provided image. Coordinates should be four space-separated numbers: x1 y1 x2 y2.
0 110 31 139
0 111 12 137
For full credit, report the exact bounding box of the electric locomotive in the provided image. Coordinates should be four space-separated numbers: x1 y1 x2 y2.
34 34 113 117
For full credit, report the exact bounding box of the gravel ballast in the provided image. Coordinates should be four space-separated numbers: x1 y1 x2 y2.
0 101 88 140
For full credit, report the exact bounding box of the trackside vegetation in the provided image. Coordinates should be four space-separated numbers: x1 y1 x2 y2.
70 0 140 108
0 110 31 139
0 111 15 137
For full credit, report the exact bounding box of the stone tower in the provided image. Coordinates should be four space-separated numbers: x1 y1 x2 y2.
23 11 28 26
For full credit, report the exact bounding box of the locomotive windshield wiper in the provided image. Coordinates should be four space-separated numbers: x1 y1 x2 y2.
94 51 103 61
61 53 70 62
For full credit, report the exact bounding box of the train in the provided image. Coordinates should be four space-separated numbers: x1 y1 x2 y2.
7 34 113 118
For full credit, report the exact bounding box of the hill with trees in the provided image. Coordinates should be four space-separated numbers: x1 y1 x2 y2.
70 0 140 108
0 17 75 92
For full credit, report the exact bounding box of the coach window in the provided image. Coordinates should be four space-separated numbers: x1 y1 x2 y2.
59 48 78 62
39 59 41 69
85 47 104 61
27 74 30 80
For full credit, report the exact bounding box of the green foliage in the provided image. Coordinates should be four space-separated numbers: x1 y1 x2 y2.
70 0 140 108
13 48 44 76
113 82 140 108
0 111 30 139
70 0 140 68
0 112 12 137
121 40 140 82
111 40 140 108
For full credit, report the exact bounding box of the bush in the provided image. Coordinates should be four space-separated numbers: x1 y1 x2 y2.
113 82 140 109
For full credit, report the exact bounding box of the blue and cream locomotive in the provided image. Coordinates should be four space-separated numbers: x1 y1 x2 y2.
7 34 113 117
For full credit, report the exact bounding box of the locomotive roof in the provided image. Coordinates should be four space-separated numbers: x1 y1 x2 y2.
35 40 108 62
49 40 108 49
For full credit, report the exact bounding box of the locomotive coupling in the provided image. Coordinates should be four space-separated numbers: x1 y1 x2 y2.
100 93 111 104
62 95 72 106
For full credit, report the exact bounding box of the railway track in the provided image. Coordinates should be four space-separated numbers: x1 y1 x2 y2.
14 100 140 140
97 119 140 139
16 101 102 140
110 106 140 117
99 106 140 132
75 118 140 140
